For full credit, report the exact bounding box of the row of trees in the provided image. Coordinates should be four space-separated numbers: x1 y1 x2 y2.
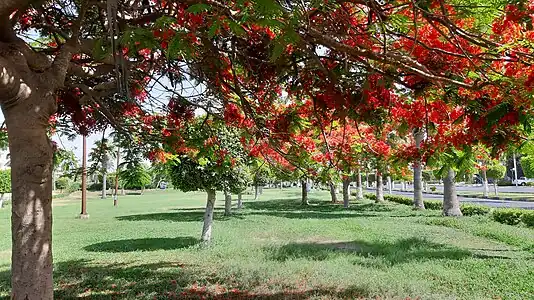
2 0 534 298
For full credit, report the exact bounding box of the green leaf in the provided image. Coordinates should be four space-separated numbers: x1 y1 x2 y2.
187 3 211 14
208 20 220 39
227 19 246 36
486 103 511 127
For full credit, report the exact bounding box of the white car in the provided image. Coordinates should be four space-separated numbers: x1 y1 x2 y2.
512 177 534 186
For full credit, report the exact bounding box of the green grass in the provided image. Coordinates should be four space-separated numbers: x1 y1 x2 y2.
0 189 533 299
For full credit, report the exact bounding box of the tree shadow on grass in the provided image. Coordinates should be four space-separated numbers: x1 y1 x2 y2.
0 259 374 299
264 237 474 265
244 198 394 213
117 211 244 222
84 237 199 253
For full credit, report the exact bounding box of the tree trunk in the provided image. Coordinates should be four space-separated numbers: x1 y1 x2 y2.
329 181 337 203
201 189 216 243
482 168 489 197
387 176 392 194
101 170 107 199
237 193 243 209
413 128 425 209
224 190 232 216
443 168 462 216
52 171 56 192
254 184 259 200
114 148 120 206
0 193 3 208
5 103 55 300
356 170 364 200
342 179 350 208
301 179 309 205
81 135 87 217
376 172 384 203
493 182 498 197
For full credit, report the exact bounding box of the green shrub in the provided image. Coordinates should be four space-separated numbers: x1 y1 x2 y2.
492 209 524 225
350 191 357 196
56 177 70 190
461 204 491 216
364 193 376 200
430 186 437 192
520 211 534 227
67 181 81 193
497 179 512 186
423 200 442 210
384 195 412 206
88 182 103 191
526 182 534 187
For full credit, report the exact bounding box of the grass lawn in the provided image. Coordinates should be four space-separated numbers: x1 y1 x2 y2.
0 189 533 299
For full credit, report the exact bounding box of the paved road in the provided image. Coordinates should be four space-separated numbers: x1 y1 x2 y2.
367 189 534 209
392 184 534 194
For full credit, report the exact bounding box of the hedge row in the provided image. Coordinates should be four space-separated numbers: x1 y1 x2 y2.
364 193 534 227
492 208 534 227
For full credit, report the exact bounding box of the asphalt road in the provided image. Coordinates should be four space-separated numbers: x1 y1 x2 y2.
394 184 534 194
383 190 534 209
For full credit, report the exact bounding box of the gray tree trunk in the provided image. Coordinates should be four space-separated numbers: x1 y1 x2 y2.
342 179 350 208
254 184 259 200
301 179 309 205
237 193 243 209
482 168 489 197
413 129 425 209
376 172 384 203
329 181 337 203
201 189 216 242
356 170 364 200
493 182 498 197
387 176 392 194
0 193 4 208
224 190 232 216
443 168 462 216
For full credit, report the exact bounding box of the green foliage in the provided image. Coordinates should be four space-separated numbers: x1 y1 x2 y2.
486 163 506 180
53 148 78 178
492 209 524 225
56 177 70 190
119 164 151 190
0 169 10 194
430 186 437 192
88 182 103 192
461 205 491 216
521 211 534 227
520 155 534 178
167 119 249 193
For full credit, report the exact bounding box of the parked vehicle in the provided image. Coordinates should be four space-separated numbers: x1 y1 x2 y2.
512 177 534 186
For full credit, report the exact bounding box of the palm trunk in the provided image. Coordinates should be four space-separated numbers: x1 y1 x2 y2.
201 189 216 243
329 181 337 203
482 168 489 197
342 179 350 208
376 172 384 203
301 179 309 205
443 168 462 216
224 190 232 216
356 170 364 200
237 193 243 209
101 170 107 199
